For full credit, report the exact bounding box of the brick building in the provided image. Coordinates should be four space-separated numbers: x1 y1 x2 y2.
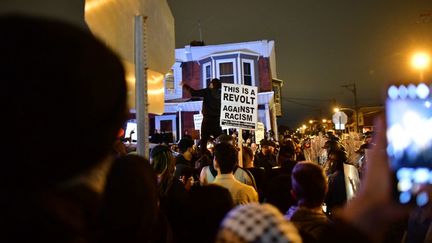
154 40 283 142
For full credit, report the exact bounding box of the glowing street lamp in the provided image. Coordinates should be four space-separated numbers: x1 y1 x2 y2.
411 52 430 81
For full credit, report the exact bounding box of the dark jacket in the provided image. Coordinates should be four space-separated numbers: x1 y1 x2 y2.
184 84 221 118
325 169 347 215
254 151 277 173
286 206 331 242
175 154 193 168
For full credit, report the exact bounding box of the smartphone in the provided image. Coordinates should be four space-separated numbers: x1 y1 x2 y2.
386 83 432 206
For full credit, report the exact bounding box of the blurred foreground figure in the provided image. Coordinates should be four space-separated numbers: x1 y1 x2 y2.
0 15 127 242
216 203 302 243
101 155 172 243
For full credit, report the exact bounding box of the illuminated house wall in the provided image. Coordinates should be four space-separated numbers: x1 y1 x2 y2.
156 40 283 142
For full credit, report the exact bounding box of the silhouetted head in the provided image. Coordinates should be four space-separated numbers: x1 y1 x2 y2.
242 146 254 168
278 140 297 163
150 145 174 178
214 143 238 174
1 15 127 189
215 134 235 145
189 185 234 243
101 155 160 242
291 162 327 208
177 137 194 154
210 78 221 89
327 149 348 174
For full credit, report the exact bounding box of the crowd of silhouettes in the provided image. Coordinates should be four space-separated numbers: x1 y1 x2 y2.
5 14 432 243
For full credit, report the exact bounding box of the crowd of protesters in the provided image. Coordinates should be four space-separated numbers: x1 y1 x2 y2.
4 14 432 243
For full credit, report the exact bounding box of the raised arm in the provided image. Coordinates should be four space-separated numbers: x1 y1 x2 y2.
181 82 206 97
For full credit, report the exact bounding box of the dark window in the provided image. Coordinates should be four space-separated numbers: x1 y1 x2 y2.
205 64 212 86
243 62 252 86
219 62 234 83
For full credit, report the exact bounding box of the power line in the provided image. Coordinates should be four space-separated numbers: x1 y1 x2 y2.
282 96 335 102
283 98 323 108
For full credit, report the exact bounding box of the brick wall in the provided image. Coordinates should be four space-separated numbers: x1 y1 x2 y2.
258 57 272 92
181 61 202 98
182 111 200 139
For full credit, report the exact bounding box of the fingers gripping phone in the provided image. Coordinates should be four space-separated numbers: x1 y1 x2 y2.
386 83 432 206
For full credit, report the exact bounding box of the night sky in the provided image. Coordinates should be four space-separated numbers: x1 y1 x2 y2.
167 0 432 128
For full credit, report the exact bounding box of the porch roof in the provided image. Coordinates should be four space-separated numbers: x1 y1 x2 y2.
163 91 274 113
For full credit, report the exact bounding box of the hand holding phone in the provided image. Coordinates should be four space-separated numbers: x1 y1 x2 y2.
386 83 432 206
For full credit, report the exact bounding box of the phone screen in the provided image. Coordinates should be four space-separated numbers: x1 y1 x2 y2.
386 83 432 205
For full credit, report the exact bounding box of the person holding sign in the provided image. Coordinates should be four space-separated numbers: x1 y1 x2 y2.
182 78 223 154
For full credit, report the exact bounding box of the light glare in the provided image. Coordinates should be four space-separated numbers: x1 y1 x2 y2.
399 85 408 99
412 52 430 70
417 83 430 99
388 85 399 100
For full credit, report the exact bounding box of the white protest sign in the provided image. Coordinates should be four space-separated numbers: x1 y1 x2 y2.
255 122 265 144
220 83 258 130
193 113 203 130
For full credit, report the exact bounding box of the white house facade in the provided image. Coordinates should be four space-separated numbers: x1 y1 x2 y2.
155 40 283 143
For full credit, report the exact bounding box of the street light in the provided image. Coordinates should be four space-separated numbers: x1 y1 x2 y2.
307 119 328 134
299 124 307 134
333 107 358 133
411 52 430 81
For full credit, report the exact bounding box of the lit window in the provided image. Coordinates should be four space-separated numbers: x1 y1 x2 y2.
165 71 175 93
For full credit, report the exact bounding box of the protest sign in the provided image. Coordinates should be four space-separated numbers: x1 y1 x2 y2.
255 122 265 144
220 83 258 130
193 113 203 130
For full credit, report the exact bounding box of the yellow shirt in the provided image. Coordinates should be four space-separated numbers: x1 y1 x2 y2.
212 174 258 205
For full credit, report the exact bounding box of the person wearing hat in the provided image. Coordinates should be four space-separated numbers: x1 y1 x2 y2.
182 78 223 155
254 139 278 174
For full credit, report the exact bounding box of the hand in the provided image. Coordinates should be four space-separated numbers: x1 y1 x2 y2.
339 116 409 241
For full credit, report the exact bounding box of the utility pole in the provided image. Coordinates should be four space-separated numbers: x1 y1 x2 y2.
341 83 359 133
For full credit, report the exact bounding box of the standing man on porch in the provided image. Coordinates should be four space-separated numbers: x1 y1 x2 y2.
182 78 223 155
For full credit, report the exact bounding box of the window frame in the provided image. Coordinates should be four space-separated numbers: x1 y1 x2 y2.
202 62 212 88
241 59 255 86
216 58 237 84
164 71 175 94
